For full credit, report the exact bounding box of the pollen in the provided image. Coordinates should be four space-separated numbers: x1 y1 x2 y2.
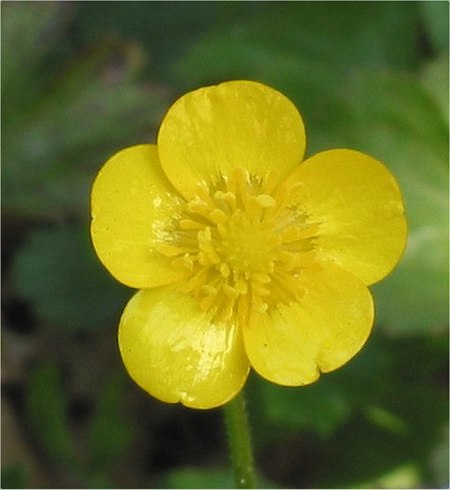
157 168 319 325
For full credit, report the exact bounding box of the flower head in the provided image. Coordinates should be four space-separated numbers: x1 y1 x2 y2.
91 81 407 409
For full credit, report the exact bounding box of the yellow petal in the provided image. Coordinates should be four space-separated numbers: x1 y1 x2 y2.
283 149 407 285
91 144 186 288
158 80 306 199
118 287 250 409
243 263 374 386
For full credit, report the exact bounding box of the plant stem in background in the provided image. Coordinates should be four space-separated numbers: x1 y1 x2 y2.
223 390 257 489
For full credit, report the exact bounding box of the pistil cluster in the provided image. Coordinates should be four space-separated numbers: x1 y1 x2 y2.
157 168 320 326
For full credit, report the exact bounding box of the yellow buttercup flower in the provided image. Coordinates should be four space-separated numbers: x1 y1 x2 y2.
91 80 407 409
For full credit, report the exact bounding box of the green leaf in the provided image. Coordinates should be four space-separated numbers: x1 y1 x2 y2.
247 335 394 448
11 226 130 331
171 2 422 90
2 8 167 220
1 2 68 121
334 72 449 334
291 69 448 334
421 55 449 126
247 330 447 487
157 466 235 489
420 0 449 55
256 379 351 438
1 464 28 489
87 373 133 471
429 425 450 488
358 463 422 489
75 2 229 79
337 344 447 487
157 465 277 490
24 361 75 467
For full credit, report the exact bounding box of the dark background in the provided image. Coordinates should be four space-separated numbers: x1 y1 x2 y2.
2 2 448 488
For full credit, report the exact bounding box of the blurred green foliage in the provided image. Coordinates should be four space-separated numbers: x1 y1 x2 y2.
2 2 448 489
24 362 77 469
2 2 167 220
12 227 129 331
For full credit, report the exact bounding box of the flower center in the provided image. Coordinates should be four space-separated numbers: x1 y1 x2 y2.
219 196 278 276
156 168 319 325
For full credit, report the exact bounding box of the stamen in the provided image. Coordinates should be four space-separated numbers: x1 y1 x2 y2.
156 243 184 256
255 194 276 208
220 263 231 278
209 209 228 224
214 191 236 212
223 283 240 300
198 227 221 265
179 219 204 230
154 166 318 325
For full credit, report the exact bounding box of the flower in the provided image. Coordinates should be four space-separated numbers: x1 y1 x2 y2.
90 80 407 409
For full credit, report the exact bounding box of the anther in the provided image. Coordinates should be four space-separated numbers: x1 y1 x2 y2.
252 272 271 284
197 227 221 264
187 200 211 220
255 194 276 208
179 219 204 230
214 191 236 210
195 184 214 204
202 284 218 296
171 254 194 272
209 209 228 223
233 168 250 207
217 223 228 238
200 295 216 312
220 263 231 278
258 302 269 313
223 283 239 300
234 278 248 295
156 243 183 256
278 251 298 271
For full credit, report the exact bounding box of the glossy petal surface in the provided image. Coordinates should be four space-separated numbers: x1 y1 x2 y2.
91 145 186 288
158 80 306 199
284 149 407 285
118 287 250 409
243 263 374 386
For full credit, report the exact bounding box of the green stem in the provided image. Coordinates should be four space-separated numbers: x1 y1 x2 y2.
223 390 257 489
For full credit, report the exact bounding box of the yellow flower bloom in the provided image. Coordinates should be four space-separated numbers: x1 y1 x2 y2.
91 80 407 409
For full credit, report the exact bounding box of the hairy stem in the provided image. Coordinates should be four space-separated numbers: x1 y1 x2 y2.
223 390 257 488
